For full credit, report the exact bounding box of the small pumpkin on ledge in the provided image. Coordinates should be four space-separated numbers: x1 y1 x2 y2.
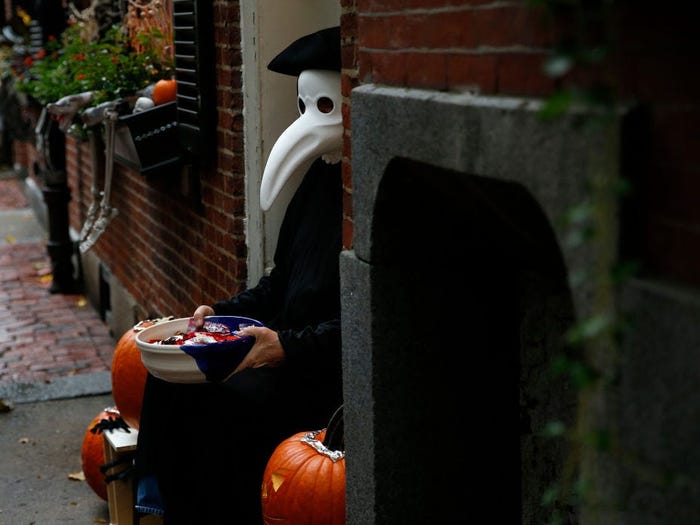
152 78 177 105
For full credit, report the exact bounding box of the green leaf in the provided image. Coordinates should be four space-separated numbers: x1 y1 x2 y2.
566 314 612 344
544 54 574 78
610 260 639 283
552 354 596 388
539 91 574 119
580 46 608 65
563 223 595 248
563 202 593 226
551 354 571 376
542 484 559 507
582 429 611 451
16 22 174 107
541 420 567 438
569 361 596 388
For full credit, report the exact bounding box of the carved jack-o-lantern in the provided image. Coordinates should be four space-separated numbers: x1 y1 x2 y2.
261 406 345 525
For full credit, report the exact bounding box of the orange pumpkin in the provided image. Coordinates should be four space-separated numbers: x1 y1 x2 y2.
111 317 171 429
152 78 177 105
261 406 345 525
81 406 121 501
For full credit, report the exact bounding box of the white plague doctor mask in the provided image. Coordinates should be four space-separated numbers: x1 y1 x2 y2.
259 69 343 211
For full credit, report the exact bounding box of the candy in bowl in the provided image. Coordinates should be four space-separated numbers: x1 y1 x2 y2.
135 316 264 383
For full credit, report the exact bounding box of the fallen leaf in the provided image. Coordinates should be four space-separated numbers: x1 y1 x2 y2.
35 264 51 275
40 274 53 284
0 399 13 413
5 234 15 244
76 296 88 307
94 518 109 524
68 471 85 481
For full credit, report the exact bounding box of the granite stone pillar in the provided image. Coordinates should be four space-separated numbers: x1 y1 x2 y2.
343 86 627 524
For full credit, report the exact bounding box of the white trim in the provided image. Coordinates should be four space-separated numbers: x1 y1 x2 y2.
240 2 265 285
240 2 342 283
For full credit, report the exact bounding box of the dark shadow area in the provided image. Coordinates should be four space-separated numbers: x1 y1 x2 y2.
367 157 578 523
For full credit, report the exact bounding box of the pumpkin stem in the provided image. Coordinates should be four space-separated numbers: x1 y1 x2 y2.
323 404 344 451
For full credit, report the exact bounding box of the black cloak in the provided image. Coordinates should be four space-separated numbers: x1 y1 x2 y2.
136 159 343 525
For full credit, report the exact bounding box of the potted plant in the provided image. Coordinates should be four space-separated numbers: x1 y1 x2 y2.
15 19 175 137
12 3 178 263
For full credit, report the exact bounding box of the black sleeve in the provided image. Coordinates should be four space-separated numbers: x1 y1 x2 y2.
277 318 341 371
211 266 284 323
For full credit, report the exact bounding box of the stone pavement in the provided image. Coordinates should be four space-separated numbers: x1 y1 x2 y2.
0 168 117 524
0 393 114 524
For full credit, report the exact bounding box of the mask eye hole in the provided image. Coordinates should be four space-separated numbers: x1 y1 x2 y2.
298 98 306 114
317 96 334 114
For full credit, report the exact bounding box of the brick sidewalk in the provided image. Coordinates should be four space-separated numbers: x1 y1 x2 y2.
0 175 115 385
0 170 29 210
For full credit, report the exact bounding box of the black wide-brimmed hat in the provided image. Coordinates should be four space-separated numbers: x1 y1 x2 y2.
267 26 341 77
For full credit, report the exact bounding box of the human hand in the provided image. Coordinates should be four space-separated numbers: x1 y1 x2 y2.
232 326 285 374
191 305 215 329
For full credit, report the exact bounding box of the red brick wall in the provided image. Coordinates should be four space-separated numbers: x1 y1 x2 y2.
12 141 34 176
62 1 246 320
353 0 555 94
611 8 699 287
65 142 247 320
21 1 700 321
342 1 700 287
339 11 359 250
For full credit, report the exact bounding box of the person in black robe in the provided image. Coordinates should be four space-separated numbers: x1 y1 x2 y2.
135 27 344 525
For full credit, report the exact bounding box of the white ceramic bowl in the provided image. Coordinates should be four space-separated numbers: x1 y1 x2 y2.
135 316 263 383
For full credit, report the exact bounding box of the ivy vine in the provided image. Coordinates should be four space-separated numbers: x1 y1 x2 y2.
526 1 640 524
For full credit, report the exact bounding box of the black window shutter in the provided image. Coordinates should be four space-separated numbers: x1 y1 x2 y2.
172 0 215 159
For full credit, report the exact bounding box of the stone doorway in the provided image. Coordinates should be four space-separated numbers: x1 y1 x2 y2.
342 86 623 524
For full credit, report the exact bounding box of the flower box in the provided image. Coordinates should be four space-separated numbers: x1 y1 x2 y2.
113 102 181 175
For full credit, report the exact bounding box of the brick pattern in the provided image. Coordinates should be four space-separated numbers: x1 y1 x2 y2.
60 1 248 319
354 2 555 93
0 179 114 384
344 1 700 286
0 175 28 210
66 143 247 318
12 0 700 321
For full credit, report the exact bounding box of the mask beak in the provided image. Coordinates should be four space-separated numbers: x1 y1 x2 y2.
260 70 342 211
